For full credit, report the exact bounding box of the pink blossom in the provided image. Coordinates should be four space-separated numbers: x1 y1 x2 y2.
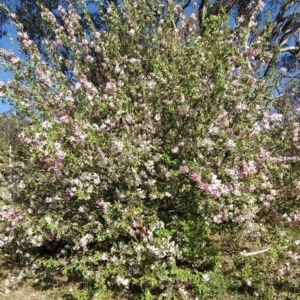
208 126 219 135
105 82 115 95
236 102 247 111
107 102 115 110
280 67 287 73
190 171 200 183
179 164 189 174
177 106 185 115
258 0 265 11
242 160 257 178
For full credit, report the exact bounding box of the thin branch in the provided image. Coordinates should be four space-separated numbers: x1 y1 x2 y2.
240 248 270 256
279 26 300 46
183 0 192 10
280 46 300 52
240 246 288 257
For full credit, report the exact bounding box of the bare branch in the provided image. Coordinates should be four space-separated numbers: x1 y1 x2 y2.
274 0 297 25
183 0 192 10
240 246 288 257
280 46 300 52
240 248 270 256
279 26 300 46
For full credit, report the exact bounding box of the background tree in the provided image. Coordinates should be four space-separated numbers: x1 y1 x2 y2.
1 1 299 117
1 0 299 76
0 0 298 138
0 109 28 148
0 110 29 191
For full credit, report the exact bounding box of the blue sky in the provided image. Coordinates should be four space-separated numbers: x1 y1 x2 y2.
0 21 19 113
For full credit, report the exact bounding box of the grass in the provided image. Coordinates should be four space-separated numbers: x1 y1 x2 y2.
0 258 300 299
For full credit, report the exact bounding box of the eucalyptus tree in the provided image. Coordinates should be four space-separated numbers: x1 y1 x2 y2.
0 0 299 77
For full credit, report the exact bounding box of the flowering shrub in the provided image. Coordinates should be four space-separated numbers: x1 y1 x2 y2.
0 0 300 298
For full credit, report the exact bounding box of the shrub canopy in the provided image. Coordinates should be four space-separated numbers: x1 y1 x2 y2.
0 1 300 299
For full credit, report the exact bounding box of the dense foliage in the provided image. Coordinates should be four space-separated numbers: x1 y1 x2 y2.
0 1 300 299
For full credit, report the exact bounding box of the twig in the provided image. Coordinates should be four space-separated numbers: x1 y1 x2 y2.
240 248 270 256
240 246 288 257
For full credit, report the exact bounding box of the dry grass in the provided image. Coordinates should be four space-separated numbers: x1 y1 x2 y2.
0 258 79 300
0 283 57 300
0 278 80 300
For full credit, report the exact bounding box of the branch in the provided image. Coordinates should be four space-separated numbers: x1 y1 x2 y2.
240 248 270 256
274 0 296 26
279 26 300 47
280 46 300 52
183 0 192 10
268 0 298 38
198 0 209 25
240 246 288 257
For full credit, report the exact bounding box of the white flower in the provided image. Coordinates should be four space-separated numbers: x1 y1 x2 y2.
179 287 188 295
226 139 235 150
137 188 146 199
112 139 124 152
87 185 93 194
147 80 156 90
202 273 210 283
269 113 283 122
26 228 33 236
101 253 108 260
18 181 25 189
95 45 101 53
80 233 93 250
128 29 135 35
154 114 161 121
41 120 53 130
116 276 129 287
179 164 189 174
93 174 100 185
45 216 52 224
171 146 179 153
114 64 121 73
